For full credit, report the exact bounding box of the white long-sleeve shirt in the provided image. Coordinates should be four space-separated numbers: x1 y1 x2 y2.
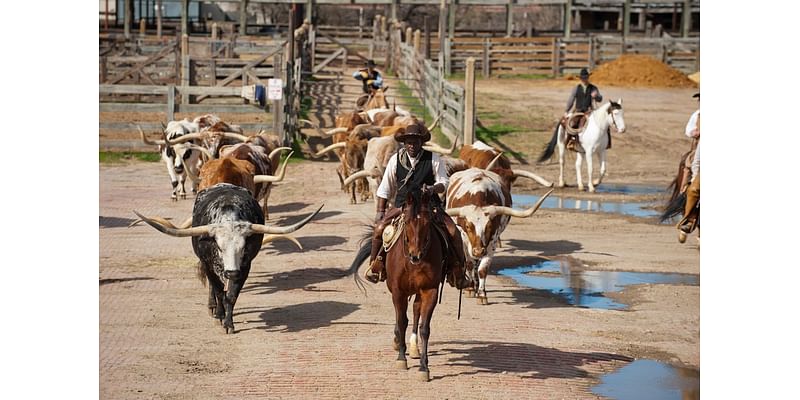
376 150 448 202
685 109 700 179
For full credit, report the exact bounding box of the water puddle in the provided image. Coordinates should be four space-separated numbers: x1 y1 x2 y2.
592 359 700 400
498 260 698 310
513 183 666 218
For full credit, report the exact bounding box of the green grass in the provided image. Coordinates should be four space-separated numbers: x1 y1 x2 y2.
479 111 503 121
393 79 452 148
100 151 160 164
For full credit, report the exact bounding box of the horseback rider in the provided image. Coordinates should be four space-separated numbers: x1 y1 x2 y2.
563 68 608 150
364 123 467 284
677 93 700 243
353 59 384 95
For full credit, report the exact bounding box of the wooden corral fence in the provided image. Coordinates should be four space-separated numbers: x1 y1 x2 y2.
99 23 314 150
378 31 698 77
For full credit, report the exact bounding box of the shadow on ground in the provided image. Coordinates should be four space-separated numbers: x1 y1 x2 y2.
235 301 365 333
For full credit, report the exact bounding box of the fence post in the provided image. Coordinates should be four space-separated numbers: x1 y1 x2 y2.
139 18 146 36
413 29 421 55
564 0 572 39
239 0 248 35
406 27 413 46
273 54 283 140
100 57 108 83
464 57 476 146
589 35 595 69
156 0 163 38
211 23 219 40
482 38 490 78
552 38 560 77
444 35 451 76
166 85 175 122
181 34 190 105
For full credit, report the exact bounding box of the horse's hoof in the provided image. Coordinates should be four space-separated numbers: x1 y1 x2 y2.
417 370 430 382
409 343 420 359
395 360 408 370
589 187 596 193
225 326 235 334
478 296 489 305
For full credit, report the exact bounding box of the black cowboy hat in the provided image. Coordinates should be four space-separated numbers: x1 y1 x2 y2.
366 59 376 68
692 92 700 98
579 68 590 79
394 123 431 143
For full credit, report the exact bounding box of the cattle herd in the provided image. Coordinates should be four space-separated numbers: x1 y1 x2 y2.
132 92 556 380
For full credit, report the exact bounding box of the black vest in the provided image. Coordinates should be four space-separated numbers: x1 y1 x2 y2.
393 150 435 209
575 83 598 113
359 69 381 91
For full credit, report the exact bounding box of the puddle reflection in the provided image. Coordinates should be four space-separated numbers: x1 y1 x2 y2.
498 261 699 310
513 194 659 218
592 359 699 400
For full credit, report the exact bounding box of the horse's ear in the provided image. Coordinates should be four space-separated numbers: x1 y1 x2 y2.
617 98 623 106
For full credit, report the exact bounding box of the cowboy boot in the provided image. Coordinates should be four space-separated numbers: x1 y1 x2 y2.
365 226 387 283
442 215 468 289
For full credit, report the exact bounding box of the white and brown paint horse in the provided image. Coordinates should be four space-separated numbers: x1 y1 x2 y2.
538 100 626 192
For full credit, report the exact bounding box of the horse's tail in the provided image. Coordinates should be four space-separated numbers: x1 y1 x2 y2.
660 192 686 223
348 226 374 296
666 151 691 202
537 122 561 164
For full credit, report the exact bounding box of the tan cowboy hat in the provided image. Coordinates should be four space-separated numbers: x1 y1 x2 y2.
394 123 431 143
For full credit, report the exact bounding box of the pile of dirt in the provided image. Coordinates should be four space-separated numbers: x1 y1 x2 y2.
580 55 698 88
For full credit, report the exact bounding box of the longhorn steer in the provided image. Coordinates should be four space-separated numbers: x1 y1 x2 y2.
134 183 323 334
445 168 553 304
458 140 553 187
139 120 203 201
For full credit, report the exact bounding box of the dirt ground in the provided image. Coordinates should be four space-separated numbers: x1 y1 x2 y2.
99 78 699 399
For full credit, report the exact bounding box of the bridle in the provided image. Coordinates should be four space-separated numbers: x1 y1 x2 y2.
608 104 623 132
402 205 432 265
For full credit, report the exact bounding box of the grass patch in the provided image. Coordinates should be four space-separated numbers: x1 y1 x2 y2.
476 123 520 142
393 78 452 148
479 111 503 121
100 151 160 164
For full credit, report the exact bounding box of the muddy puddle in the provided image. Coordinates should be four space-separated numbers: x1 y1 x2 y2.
591 359 700 400
513 183 667 218
498 260 699 310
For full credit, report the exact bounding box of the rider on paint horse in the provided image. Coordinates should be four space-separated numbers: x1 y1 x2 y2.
677 93 700 243
364 123 467 285
563 68 609 151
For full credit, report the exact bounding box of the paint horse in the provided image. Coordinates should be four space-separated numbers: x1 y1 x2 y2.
350 191 469 382
538 100 626 192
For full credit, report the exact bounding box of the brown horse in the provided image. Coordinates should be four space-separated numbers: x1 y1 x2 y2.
356 86 390 111
350 190 469 382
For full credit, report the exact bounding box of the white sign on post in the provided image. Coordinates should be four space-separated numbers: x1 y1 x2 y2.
268 79 283 101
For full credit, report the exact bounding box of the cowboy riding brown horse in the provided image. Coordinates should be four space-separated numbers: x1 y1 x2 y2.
350 190 470 382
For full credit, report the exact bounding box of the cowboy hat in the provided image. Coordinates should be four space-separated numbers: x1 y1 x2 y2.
692 93 700 98
366 59 377 68
579 68 589 79
394 123 431 143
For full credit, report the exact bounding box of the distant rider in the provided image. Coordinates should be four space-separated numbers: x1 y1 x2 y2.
353 59 383 94
563 68 609 150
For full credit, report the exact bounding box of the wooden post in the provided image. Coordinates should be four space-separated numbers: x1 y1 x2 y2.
424 16 431 60
181 0 188 35
645 20 653 37
124 0 132 39
167 85 175 122
211 23 219 39
381 16 387 39
209 59 217 86
306 0 314 23
413 29 421 55
406 27 413 46
100 57 108 83
589 35 595 69
482 38 490 78
390 0 397 22
156 0 163 38
359 8 364 40
448 1 456 40
438 0 446 64
464 57 476 146
342 48 348 72
564 0 572 39
239 0 248 35
444 38 451 76
181 34 189 104
552 38 560 77
682 0 691 38
505 2 513 37
623 0 631 37
273 54 283 139
639 6 646 30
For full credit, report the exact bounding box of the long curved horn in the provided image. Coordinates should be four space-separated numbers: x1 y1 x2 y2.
132 210 210 237
445 206 468 217
128 216 193 229
298 119 327 136
341 169 375 187
489 188 554 218
163 131 206 145
427 112 443 132
268 146 292 160
261 234 303 250
219 131 250 142
324 127 349 136
423 136 458 155
512 169 554 187
160 121 168 131
485 152 504 171
183 143 215 160
249 204 324 234
138 125 165 145
314 142 346 157
253 151 294 183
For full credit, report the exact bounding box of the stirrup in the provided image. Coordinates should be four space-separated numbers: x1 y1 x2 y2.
365 257 385 283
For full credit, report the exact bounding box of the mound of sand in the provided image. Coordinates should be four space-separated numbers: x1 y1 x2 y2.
582 54 698 88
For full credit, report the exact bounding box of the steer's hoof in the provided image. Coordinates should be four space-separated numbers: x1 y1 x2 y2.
224 324 235 334
395 360 408 370
417 370 430 382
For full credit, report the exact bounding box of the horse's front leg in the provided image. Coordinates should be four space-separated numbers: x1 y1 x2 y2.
575 152 585 191
416 288 439 382
476 256 493 305
593 150 607 187
557 128 566 187
409 295 421 359
586 149 596 192
392 291 409 370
